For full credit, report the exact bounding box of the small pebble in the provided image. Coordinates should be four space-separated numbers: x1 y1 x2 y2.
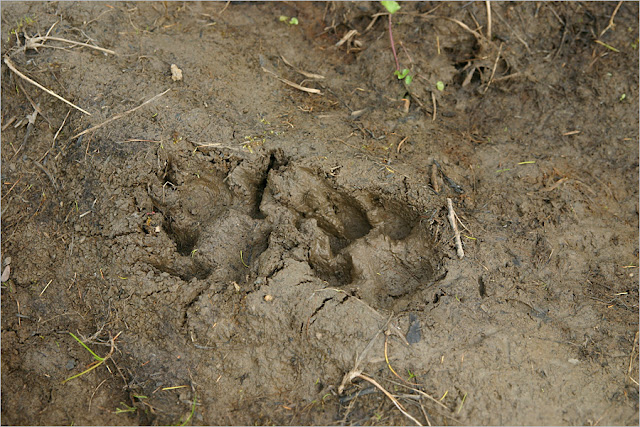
171 64 183 81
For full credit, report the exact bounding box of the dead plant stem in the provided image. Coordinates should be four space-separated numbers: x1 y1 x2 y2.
4 56 91 116
447 198 464 259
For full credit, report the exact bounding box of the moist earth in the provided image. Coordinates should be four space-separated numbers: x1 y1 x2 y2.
1 2 639 425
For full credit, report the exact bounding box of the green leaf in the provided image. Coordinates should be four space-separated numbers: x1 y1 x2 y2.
404 74 413 85
436 81 445 91
279 15 289 22
289 17 299 25
381 1 401 14
395 68 409 79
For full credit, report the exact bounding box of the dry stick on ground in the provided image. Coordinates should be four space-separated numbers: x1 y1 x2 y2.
440 17 483 41
431 92 437 121
53 110 71 146
628 331 639 384
447 198 464 259
15 78 53 128
23 34 116 55
338 314 393 395
599 1 623 38
419 403 432 426
385 379 449 411
485 1 492 40
357 373 423 426
261 67 322 94
483 42 503 94
33 160 58 190
218 0 231 15
71 89 170 140
492 9 531 53
4 57 91 116
280 55 325 80
10 107 38 162
396 136 408 154
88 378 108 412
430 163 440 193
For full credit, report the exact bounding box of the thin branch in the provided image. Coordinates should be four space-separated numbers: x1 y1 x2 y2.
483 42 503 94
485 1 492 40
447 198 464 259
4 56 91 116
71 89 170 139
358 373 423 426
25 35 116 55
599 1 623 38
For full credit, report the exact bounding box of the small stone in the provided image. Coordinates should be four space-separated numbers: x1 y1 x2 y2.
264 294 273 302
66 359 76 370
171 64 183 81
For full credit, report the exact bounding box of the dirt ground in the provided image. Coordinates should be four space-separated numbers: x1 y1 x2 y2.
1 1 638 425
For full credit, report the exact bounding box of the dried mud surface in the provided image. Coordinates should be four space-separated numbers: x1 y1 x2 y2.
1 2 639 425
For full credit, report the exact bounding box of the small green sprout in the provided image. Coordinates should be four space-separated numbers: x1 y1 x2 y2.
620 93 626 101
115 403 137 414
394 68 412 85
436 81 445 91
407 369 416 380
381 1 401 14
279 15 299 25
395 68 409 79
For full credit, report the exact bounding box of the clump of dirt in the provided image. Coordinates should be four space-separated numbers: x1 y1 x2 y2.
1 2 638 426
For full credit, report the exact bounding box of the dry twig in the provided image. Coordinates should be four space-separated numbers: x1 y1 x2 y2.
24 34 116 55
628 331 639 384
483 42 503 94
33 160 58 190
357 373 423 426
71 89 170 139
281 55 325 80
53 110 71 144
599 1 623 38
339 314 393 394
15 79 53 127
261 67 322 94
431 92 437 121
218 0 231 15
447 198 464 259
485 1 492 40
4 56 91 116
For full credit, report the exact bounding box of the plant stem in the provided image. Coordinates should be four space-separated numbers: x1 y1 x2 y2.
388 14 400 71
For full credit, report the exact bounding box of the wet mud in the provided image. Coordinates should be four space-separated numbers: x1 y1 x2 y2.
1 1 638 425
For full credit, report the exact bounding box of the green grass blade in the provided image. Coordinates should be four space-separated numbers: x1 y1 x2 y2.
62 359 104 384
69 332 104 361
179 394 197 426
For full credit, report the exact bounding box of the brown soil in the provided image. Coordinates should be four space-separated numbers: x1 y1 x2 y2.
1 2 638 425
